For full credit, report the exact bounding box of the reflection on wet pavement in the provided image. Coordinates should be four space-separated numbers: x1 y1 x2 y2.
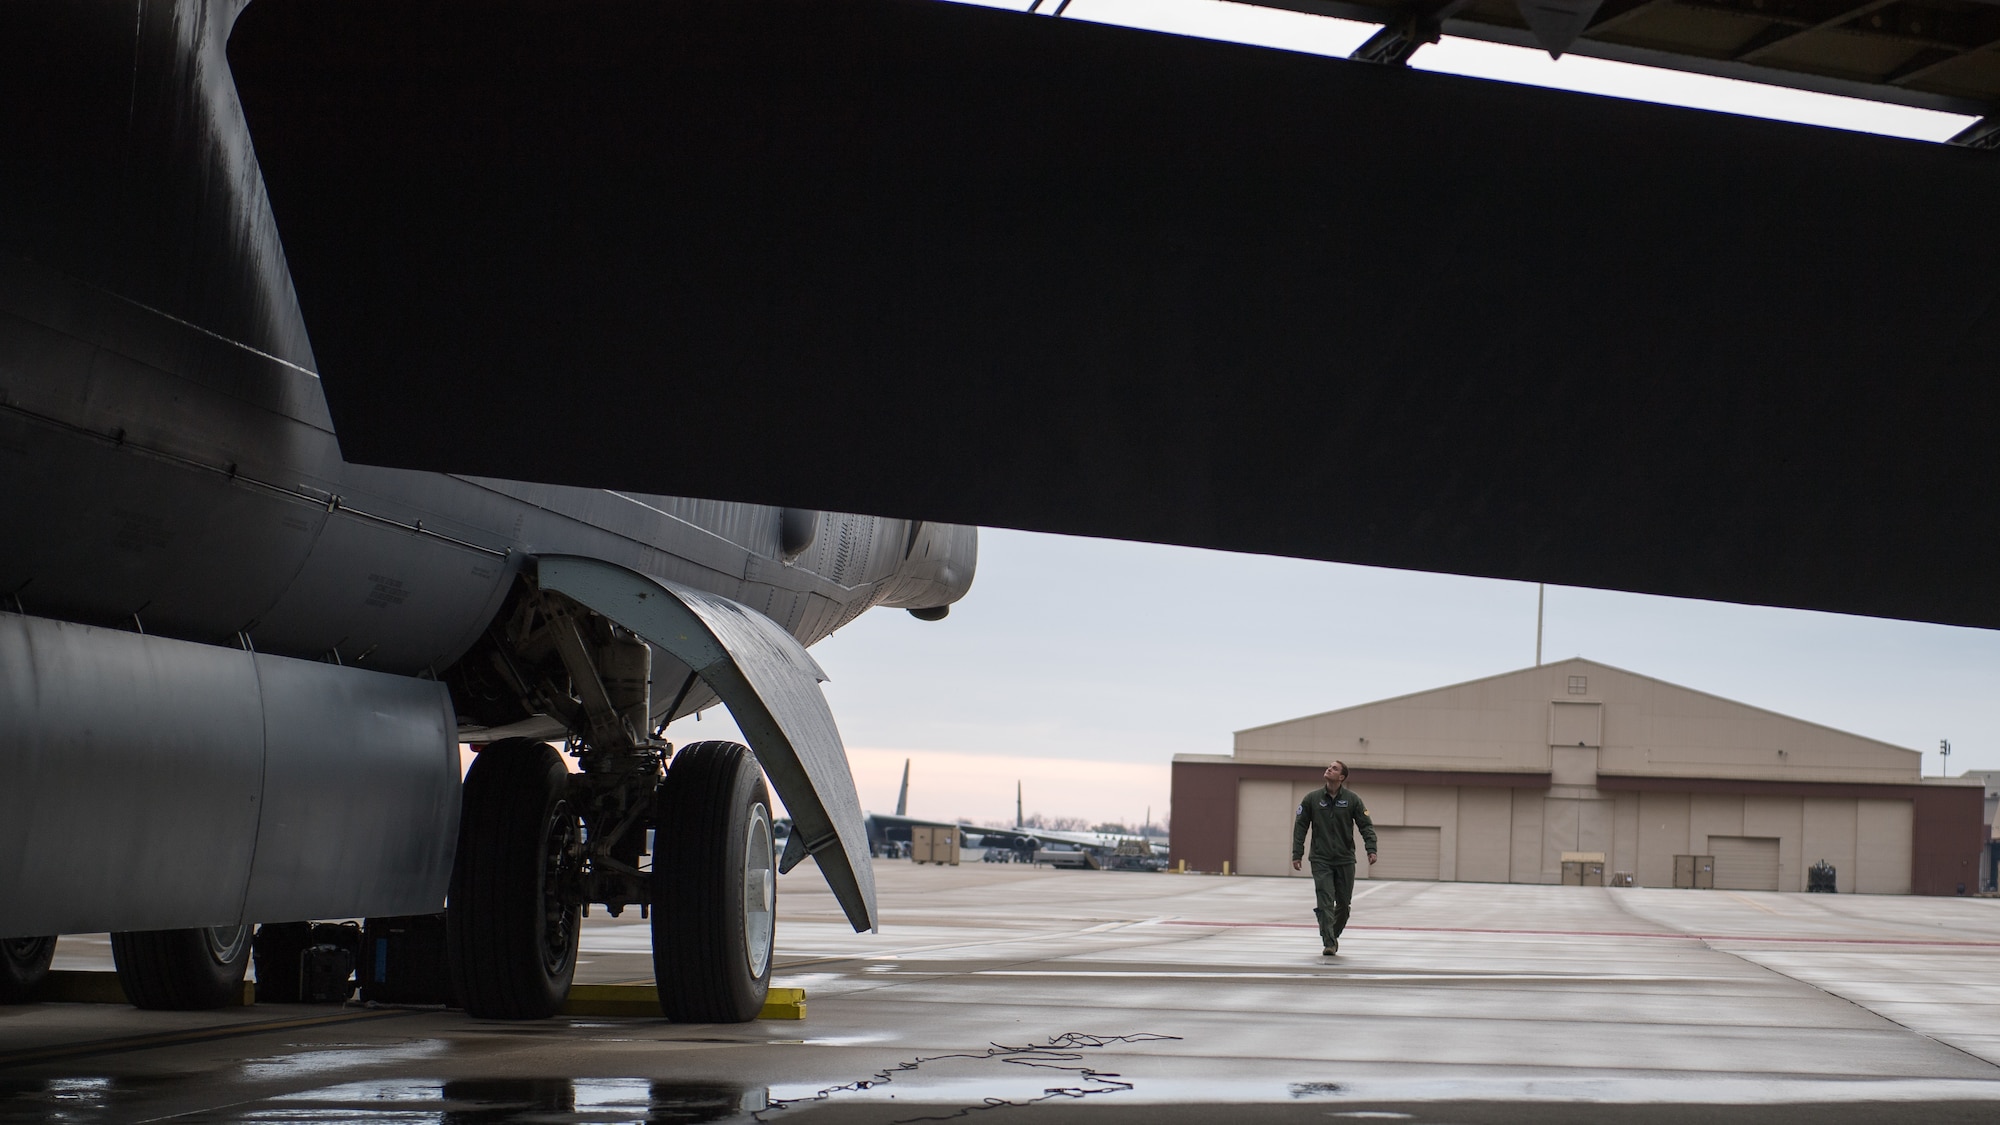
0 1075 766 1124
0 1075 191 1124
223 1079 761 1124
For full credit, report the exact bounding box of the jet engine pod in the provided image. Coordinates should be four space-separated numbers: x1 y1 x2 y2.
0 612 460 937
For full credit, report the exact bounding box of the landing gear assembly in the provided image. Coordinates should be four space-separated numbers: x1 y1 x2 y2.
447 587 778 1021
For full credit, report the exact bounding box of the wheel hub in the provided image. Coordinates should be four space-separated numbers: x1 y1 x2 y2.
744 803 774 978
542 799 583 975
203 925 249 965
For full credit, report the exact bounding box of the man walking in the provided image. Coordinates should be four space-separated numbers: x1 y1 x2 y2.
1292 760 1377 955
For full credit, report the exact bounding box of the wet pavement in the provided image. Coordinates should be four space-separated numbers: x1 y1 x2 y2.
4 863 2000 1122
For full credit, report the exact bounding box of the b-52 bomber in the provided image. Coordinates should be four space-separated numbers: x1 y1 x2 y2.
0 0 973 1022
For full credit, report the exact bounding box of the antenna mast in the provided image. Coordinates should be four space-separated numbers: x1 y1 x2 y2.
1535 583 1545 666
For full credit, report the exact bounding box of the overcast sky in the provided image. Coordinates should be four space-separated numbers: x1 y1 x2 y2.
667 0 1996 830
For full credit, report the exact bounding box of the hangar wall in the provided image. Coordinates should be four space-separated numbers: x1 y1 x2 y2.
1171 659 1984 896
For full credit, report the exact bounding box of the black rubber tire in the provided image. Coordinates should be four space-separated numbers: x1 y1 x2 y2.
446 738 581 1019
652 741 775 1023
0 936 57 1003
109 926 252 1010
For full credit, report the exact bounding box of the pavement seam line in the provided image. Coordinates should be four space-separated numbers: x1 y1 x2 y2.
1599 884 2000 1077
0 1008 418 1070
814 918 1231 1000
1703 941 2000 1076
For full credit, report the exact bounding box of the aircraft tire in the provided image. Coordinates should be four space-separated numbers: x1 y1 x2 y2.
0 936 57 1003
651 741 775 1022
446 738 581 1019
109 925 251 1009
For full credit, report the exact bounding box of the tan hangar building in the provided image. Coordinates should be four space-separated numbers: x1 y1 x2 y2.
1170 658 1984 895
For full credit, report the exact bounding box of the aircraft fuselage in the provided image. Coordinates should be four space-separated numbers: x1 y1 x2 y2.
0 0 971 711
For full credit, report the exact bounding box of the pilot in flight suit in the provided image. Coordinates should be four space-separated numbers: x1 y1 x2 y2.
1291 760 1378 955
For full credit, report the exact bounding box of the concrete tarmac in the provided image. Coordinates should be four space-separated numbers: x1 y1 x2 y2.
4 862 1999 1123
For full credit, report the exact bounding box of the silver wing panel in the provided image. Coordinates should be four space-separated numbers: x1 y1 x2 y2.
534 555 878 933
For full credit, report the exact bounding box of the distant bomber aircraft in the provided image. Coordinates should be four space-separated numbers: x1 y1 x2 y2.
0 0 973 1021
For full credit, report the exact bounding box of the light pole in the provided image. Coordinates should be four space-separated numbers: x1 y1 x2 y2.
1535 583 1544 667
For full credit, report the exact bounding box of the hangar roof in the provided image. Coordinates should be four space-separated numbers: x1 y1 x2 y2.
1229 657 1935 784
1258 0 2000 126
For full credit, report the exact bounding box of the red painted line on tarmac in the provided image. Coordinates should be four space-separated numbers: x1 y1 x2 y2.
1157 919 2000 948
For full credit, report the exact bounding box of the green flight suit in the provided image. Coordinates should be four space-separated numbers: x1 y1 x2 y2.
1292 785 1378 949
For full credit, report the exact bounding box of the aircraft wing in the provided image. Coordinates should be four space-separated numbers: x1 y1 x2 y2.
1005 826 1162 852
867 812 961 833
226 0 2000 633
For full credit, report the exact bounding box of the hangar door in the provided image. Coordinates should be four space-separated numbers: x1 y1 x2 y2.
1370 826 1441 881
1236 780 1302 877
1709 836 1781 891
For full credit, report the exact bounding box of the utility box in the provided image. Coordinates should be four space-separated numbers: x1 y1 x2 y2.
357 914 456 1006
1673 855 1715 889
911 826 960 865
254 921 361 1004
1560 852 1606 886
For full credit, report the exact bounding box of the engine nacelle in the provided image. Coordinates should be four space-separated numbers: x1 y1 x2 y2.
0 612 460 938
874 522 978 617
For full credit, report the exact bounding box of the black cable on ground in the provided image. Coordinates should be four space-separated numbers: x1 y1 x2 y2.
755 1030 1182 1123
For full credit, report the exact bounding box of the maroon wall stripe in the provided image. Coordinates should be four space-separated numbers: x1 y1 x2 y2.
1597 774 1965 801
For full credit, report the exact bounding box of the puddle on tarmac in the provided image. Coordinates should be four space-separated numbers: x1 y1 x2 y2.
794 1032 898 1047
0 1075 193 1124
244 1078 767 1123
0 1077 766 1125
237 1041 448 1082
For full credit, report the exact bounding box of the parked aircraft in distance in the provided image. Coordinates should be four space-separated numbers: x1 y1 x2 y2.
844 767 1167 869
0 0 973 1022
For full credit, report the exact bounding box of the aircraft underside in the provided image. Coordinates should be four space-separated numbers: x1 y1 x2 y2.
0 0 971 1020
